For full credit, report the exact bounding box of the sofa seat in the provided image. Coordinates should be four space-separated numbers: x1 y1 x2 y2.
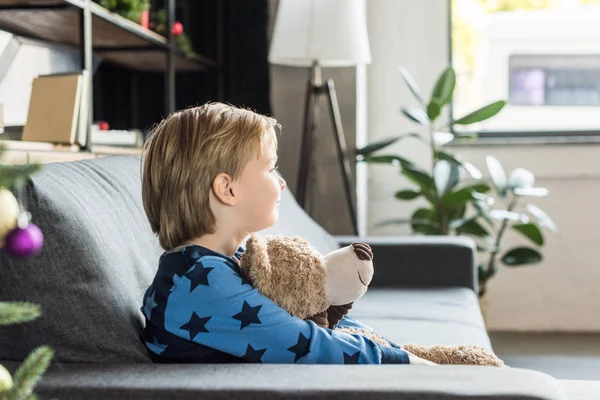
351 288 491 350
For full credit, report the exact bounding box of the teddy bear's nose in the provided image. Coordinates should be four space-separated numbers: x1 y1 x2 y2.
352 243 373 261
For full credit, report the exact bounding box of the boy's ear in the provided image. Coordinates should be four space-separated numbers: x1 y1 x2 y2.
212 173 237 206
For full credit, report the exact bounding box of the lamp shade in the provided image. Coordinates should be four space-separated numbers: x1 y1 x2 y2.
269 0 371 67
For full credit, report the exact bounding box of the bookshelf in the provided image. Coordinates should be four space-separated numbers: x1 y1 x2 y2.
0 0 221 149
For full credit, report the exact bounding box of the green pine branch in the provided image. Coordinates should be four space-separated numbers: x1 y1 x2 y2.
5 346 53 400
0 303 40 326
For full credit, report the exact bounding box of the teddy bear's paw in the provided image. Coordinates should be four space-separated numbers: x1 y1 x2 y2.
351 243 373 261
401 343 506 367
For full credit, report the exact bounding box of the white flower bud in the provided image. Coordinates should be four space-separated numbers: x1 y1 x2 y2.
508 168 535 189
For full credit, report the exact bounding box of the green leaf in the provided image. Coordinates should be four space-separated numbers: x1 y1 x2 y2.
401 107 429 125
513 223 544 246
501 247 542 266
11 346 54 400
433 160 460 195
427 102 442 121
395 189 421 200
375 219 411 227
361 155 413 167
0 302 41 326
441 183 491 206
437 150 482 179
447 203 467 222
0 164 42 190
401 165 433 189
454 100 506 125
355 133 420 156
399 67 426 106
411 208 441 235
429 66 456 109
456 219 490 237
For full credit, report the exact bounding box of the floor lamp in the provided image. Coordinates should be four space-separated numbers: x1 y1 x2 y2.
269 0 371 236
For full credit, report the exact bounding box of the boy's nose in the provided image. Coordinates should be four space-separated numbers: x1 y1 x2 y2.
279 176 286 190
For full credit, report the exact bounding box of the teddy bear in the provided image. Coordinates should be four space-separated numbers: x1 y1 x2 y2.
239 234 506 367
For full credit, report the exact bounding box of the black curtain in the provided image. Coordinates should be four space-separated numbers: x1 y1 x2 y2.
93 0 272 133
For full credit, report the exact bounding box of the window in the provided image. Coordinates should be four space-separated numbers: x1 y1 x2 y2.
451 0 600 135
509 55 600 107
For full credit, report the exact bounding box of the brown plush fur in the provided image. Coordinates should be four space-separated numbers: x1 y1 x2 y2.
240 234 330 320
402 343 506 367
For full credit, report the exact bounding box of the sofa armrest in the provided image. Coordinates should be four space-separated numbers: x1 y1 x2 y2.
335 235 478 293
3 362 568 400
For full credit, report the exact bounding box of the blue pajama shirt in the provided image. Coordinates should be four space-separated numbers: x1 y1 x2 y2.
141 244 410 364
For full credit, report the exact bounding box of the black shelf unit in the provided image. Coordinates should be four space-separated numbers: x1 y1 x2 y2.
0 0 221 150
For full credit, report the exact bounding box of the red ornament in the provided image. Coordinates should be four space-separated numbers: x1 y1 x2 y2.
140 9 149 29
4 223 43 259
98 121 110 131
172 22 184 37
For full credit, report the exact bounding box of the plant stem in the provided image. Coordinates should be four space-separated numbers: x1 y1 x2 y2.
430 124 448 234
481 193 518 291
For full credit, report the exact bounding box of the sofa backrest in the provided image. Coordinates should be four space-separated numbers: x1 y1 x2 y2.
0 155 338 363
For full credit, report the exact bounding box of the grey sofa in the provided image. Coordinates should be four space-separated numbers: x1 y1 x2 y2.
0 156 591 399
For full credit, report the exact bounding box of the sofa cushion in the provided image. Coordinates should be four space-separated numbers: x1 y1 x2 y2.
350 288 492 350
0 156 160 363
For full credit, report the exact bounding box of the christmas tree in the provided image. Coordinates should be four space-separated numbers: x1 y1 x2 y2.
0 143 52 400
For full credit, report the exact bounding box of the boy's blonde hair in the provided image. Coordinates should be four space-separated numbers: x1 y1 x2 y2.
142 102 279 250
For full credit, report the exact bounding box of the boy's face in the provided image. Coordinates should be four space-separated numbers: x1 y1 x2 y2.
235 131 286 233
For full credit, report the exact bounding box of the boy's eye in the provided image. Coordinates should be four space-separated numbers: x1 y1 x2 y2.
271 166 280 175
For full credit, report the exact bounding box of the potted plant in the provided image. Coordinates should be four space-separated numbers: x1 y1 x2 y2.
356 66 557 308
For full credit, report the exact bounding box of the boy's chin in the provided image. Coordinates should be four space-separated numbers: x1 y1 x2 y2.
253 212 279 233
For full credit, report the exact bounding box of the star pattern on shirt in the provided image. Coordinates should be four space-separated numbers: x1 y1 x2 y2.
143 289 158 320
287 332 310 362
343 351 361 364
146 336 168 355
232 300 262 330
243 344 267 363
185 262 214 292
180 312 211 340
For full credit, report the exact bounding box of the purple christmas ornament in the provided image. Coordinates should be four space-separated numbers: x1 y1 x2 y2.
4 223 44 259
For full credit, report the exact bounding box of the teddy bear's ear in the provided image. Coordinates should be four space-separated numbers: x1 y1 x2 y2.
240 234 271 286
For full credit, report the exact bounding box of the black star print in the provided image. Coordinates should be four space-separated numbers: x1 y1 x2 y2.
343 351 360 364
287 332 310 362
180 312 211 340
243 344 267 363
233 269 251 286
232 300 262 330
185 262 214 292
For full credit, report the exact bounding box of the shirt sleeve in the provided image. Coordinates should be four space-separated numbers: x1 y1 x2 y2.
161 255 410 364
337 315 404 350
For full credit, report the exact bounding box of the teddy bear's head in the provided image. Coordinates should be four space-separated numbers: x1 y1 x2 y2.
239 234 374 323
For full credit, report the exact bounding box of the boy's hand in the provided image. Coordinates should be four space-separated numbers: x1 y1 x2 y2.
407 352 438 366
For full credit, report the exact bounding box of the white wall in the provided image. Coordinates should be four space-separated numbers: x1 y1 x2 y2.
366 0 600 332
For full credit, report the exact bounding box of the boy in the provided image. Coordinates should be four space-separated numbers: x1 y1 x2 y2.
140 102 432 365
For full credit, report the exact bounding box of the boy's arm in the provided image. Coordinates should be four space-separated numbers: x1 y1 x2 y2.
161 256 411 364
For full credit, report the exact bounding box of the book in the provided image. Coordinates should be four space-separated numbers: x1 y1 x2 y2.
22 72 83 145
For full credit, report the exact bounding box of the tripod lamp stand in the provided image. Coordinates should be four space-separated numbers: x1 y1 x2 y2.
269 0 371 235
